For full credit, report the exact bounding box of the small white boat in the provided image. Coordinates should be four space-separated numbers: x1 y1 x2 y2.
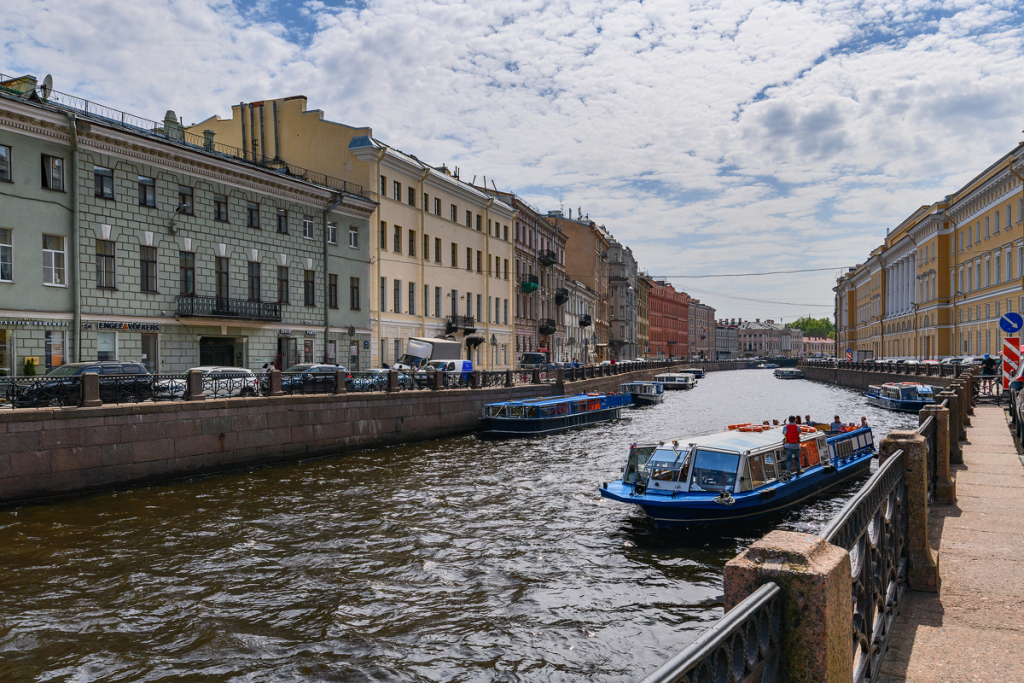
774 368 804 379
621 381 665 406
655 372 696 390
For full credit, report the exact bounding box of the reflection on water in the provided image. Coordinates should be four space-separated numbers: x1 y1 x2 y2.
0 369 917 682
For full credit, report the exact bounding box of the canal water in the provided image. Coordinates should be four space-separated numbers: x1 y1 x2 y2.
0 370 918 682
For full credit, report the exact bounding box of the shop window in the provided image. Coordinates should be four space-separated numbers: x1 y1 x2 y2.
43 234 66 286
45 330 66 372
97 331 116 361
141 333 158 374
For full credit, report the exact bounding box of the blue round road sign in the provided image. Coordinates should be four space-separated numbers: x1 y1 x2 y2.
999 312 1024 334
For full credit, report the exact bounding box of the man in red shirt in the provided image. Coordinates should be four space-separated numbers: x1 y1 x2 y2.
784 416 803 476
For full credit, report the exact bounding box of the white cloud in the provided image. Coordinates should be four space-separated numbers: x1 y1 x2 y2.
2 0 1022 319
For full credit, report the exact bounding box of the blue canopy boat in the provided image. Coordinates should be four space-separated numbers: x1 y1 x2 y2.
598 425 875 527
481 393 632 436
866 382 935 413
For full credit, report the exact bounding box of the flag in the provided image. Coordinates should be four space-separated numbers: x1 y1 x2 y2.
845 348 852 362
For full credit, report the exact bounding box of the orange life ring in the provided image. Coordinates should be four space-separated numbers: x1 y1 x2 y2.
738 425 753 432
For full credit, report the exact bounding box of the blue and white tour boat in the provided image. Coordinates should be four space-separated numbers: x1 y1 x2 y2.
681 367 706 379
621 381 665 406
865 382 935 413
481 393 632 436
598 424 875 527
774 368 804 379
655 372 696 390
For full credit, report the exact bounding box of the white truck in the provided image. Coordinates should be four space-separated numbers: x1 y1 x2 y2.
393 337 464 370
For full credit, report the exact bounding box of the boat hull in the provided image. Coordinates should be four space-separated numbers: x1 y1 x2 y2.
481 406 623 436
599 454 873 528
865 394 933 413
630 393 665 406
662 383 694 390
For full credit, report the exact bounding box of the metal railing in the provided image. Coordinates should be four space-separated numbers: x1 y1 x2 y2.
485 372 507 388
347 371 391 392
2 376 83 408
819 453 908 683
802 359 972 379
280 372 336 395
176 295 283 322
636 583 782 683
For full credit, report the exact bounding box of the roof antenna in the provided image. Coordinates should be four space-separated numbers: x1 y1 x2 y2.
472 175 476 185
491 179 497 191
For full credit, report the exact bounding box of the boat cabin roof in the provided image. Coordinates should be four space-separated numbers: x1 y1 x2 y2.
655 426 817 455
484 393 606 408
655 372 694 379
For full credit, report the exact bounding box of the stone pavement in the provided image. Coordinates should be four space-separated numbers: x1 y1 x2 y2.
879 404 1024 683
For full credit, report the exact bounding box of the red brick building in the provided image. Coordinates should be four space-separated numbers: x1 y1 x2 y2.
648 279 689 359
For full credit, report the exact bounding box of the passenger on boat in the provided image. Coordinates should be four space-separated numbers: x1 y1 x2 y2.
784 416 804 476
860 416 870 429
804 415 813 426
830 415 843 431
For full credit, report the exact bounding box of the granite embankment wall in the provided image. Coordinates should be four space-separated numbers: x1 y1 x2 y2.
800 364 957 392
1 363 748 505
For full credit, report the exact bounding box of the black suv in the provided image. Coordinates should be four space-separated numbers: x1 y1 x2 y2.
280 364 350 394
5 361 150 408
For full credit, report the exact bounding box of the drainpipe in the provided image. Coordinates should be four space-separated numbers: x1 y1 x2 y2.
419 167 429 338
484 197 494 370
60 111 81 362
323 193 343 363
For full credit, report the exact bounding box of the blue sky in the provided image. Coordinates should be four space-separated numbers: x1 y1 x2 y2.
4 0 1024 321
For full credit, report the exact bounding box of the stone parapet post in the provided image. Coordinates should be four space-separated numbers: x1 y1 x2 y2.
963 369 975 414
334 369 346 394
724 531 852 682
532 368 541 385
387 369 399 392
504 369 513 388
185 369 206 401
268 369 283 397
434 369 444 390
879 430 940 592
472 370 482 388
81 372 101 407
938 389 964 464
921 404 956 504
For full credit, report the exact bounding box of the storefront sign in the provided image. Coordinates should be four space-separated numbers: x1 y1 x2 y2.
1 320 71 327
278 329 293 336
96 321 161 331
304 331 317 337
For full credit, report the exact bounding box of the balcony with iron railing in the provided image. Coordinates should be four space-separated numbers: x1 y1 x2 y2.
538 249 558 267
554 288 569 306
521 274 539 294
539 319 557 336
446 315 477 334
176 295 282 322
579 314 592 327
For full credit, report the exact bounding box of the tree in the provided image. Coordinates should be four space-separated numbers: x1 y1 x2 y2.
789 316 835 339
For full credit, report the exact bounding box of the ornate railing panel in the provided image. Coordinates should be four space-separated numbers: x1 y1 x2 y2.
348 371 389 392
2 376 82 408
485 372 507 388
176 295 282 322
637 582 782 683
818 453 908 683
917 415 936 507
280 372 336 395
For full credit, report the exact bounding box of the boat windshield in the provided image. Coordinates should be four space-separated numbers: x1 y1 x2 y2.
688 450 741 492
900 387 919 399
623 445 658 484
640 447 689 482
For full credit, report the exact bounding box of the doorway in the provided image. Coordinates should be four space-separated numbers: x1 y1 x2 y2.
200 337 235 366
141 333 159 373
277 337 297 370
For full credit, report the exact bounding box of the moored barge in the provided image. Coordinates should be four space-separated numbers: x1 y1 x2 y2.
481 393 632 436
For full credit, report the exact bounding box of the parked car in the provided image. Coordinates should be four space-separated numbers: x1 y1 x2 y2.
153 366 260 399
280 364 349 394
6 361 150 407
350 368 415 391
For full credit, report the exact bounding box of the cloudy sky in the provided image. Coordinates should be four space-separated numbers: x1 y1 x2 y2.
4 0 1023 321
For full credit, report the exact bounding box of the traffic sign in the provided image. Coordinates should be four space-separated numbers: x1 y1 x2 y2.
1003 337 1020 389
999 312 1024 334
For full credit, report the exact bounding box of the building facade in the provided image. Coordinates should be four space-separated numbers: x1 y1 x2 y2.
715 320 739 360
738 319 801 357
688 298 716 360
563 280 598 363
637 274 651 359
547 211 611 361
607 237 638 360
648 280 689 359
190 97 516 370
0 76 375 376
803 336 833 357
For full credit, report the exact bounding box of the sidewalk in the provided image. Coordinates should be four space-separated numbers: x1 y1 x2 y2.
879 404 1024 683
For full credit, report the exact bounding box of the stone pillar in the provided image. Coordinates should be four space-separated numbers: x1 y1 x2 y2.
434 368 444 390
921 405 956 504
937 389 963 464
555 367 565 395
962 370 975 415
472 370 482 388
724 531 852 682
387 368 399 392
879 430 940 592
334 369 347 394
185 369 205 401
269 368 283 396
81 372 102 407
504 369 513 388
532 368 541 384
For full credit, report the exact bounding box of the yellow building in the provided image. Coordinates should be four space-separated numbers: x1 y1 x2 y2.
189 99 516 369
837 142 1024 359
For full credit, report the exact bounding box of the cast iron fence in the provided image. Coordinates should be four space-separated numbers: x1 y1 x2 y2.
280 372 336 395
176 295 282 322
348 371 391 392
1 376 83 408
818 452 908 683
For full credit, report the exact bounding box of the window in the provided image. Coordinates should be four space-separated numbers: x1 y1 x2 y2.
179 252 195 295
380 277 387 312
0 228 11 281
349 226 359 248
303 215 314 239
450 204 457 222
329 274 338 309
435 286 441 317
476 294 482 322
214 194 228 221
476 215 482 231
408 186 416 207
248 262 261 302
424 284 429 317
435 238 442 263
408 230 416 257
140 246 157 293
503 225 508 241
393 225 401 253
380 222 388 249
94 166 114 199
42 235 66 286
0 145 9 182
504 299 509 325
985 217 990 238
424 193 429 210
393 180 401 201
465 210 472 228
304 270 315 306
328 221 338 245
476 250 482 273
245 201 260 229
434 197 441 216
423 233 430 260
216 257 230 300
41 155 64 191
450 289 458 317
394 279 401 313
451 243 458 268
996 253 1001 284
277 208 288 234
177 185 193 214
95 240 116 289
504 259 509 279
995 211 1001 232
278 266 289 304
409 282 416 315
380 175 387 196
97 331 116 361
350 277 360 310
466 247 472 271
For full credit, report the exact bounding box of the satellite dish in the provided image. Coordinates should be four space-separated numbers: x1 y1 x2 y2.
40 74 53 100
